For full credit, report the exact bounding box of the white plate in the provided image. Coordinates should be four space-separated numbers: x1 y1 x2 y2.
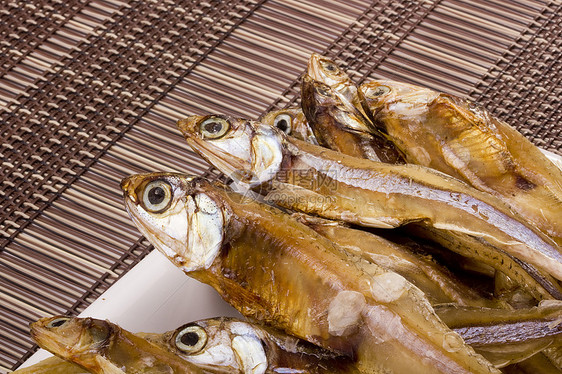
19 149 562 368
19 250 240 368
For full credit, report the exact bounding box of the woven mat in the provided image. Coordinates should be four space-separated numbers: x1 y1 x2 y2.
1 0 561 371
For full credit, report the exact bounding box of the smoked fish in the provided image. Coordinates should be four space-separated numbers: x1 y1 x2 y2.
176 115 562 300
121 172 499 374
360 80 562 245
30 316 210 374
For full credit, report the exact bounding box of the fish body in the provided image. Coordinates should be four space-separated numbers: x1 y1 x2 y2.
176 115 562 300
30 316 209 374
435 303 562 368
26 316 358 374
302 55 403 163
360 80 562 245
122 172 500 374
258 107 319 145
503 352 562 374
294 214 496 308
294 216 562 368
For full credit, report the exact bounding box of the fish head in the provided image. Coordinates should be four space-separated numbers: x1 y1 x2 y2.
177 115 284 187
307 54 377 132
306 54 357 107
307 53 351 89
30 316 112 358
259 107 314 142
302 75 372 135
168 318 267 373
121 173 229 273
301 74 342 116
360 80 440 121
360 80 415 105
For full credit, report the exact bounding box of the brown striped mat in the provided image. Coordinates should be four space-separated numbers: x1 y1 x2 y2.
1 0 561 371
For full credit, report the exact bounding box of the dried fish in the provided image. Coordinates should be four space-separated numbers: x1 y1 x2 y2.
435 302 562 368
176 115 562 301
302 54 403 163
360 80 562 246
24 316 357 374
258 107 318 144
304 53 374 127
121 172 499 374
30 316 209 374
143 317 359 374
293 218 562 368
294 213 497 308
22 307 562 373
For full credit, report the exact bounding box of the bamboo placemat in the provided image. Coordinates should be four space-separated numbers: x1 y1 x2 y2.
1 0 561 371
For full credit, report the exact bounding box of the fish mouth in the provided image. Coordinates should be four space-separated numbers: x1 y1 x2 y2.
30 317 83 357
122 195 182 262
184 136 253 184
126 200 194 275
306 53 327 82
29 324 60 354
177 116 254 183
29 321 46 345
307 53 347 89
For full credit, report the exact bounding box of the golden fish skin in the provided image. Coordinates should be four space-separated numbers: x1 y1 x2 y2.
12 356 88 374
23 316 356 374
258 107 319 145
434 303 562 368
142 317 359 374
302 55 404 164
295 215 562 368
30 316 209 374
294 213 497 308
305 53 375 128
360 80 562 246
176 115 562 301
502 352 562 374
122 172 500 374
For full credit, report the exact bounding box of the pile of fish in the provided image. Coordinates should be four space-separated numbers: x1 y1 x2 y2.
20 53 562 373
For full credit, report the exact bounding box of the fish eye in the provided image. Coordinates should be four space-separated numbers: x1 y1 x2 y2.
47 317 70 328
315 85 332 97
88 320 111 344
142 180 172 213
366 85 391 97
274 113 292 134
320 59 339 73
175 325 207 354
200 117 230 139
